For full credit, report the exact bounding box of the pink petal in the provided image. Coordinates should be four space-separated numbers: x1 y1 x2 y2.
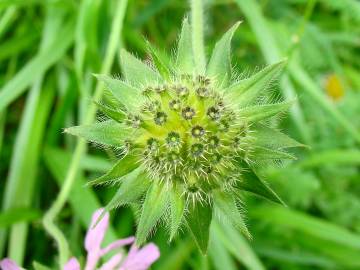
63 258 81 270
98 254 122 270
0 259 21 270
119 243 160 270
100 236 135 256
85 208 109 252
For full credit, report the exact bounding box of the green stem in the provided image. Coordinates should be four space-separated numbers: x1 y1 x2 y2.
191 0 206 74
42 0 128 267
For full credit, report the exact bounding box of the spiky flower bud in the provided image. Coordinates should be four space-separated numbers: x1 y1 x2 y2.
65 18 303 253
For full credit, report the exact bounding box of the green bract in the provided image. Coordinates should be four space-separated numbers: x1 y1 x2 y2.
65 18 303 253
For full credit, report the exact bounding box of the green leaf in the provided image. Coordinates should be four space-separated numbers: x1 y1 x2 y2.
227 60 286 106
254 124 306 149
239 100 294 122
252 146 296 161
120 49 162 86
175 17 193 74
169 184 185 240
213 190 251 239
136 182 169 245
236 161 285 205
105 169 150 210
95 101 126 123
96 75 143 111
64 120 131 147
207 22 241 88
87 154 140 186
186 202 212 254
146 40 171 80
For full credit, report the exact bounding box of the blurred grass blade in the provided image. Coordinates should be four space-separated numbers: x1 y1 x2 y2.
0 19 74 111
0 7 16 39
288 61 360 144
44 147 111 173
297 150 360 168
252 205 360 249
0 76 53 262
0 208 41 228
235 0 312 145
209 231 237 270
43 147 118 243
191 0 206 74
212 220 265 270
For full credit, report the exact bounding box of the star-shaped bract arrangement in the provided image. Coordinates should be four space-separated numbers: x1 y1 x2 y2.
66 19 303 254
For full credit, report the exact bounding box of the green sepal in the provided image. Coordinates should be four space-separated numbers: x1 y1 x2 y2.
105 169 150 210
239 100 294 122
95 101 126 123
136 182 169 245
254 124 306 150
175 17 193 74
146 40 172 80
169 184 185 241
87 154 140 186
226 60 286 106
213 190 251 239
120 49 162 86
207 22 241 88
236 160 285 205
186 201 213 254
64 120 131 147
252 146 296 161
96 74 142 111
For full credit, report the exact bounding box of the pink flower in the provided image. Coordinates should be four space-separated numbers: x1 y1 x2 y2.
0 259 21 270
1 209 160 270
66 208 160 270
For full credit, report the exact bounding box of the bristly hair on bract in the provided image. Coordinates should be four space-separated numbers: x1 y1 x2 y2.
65 18 305 254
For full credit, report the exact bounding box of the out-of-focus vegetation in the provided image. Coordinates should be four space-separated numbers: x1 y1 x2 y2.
0 0 359 269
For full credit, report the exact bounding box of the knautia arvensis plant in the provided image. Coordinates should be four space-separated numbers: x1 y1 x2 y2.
65 19 303 253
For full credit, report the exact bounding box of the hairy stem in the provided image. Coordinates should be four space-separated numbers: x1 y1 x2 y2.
191 0 206 74
42 0 128 267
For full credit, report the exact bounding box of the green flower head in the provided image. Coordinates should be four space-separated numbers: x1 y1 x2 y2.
66 18 303 253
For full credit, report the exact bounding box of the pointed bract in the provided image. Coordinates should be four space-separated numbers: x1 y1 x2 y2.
227 60 286 106
95 101 126 123
169 184 185 240
136 182 169 245
207 22 241 88
213 190 251 239
236 161 285 205
146 40 172 80
87 154 140 186
254 124 305 150
96 75 143 111
176 18 194 74
64 120 131 147
239 100 294 122
120 49 162 86
186 202 212 254
105 169 150 211
252 146 296 161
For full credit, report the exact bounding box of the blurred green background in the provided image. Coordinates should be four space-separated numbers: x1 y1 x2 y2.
0 0 360 269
